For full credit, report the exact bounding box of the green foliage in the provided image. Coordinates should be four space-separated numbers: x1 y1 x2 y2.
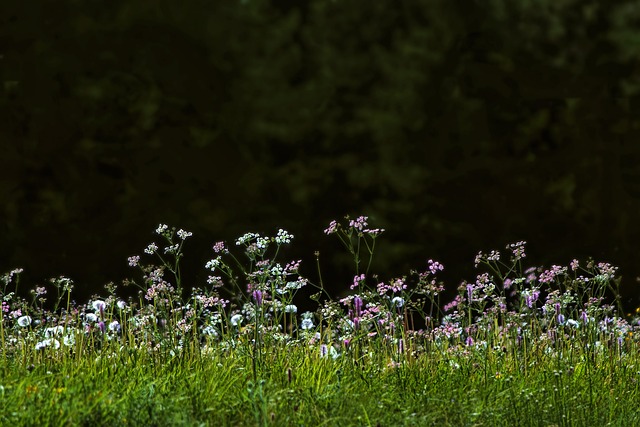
2 219 640 425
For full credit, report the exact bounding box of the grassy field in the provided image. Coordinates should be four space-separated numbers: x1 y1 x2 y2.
2 217 639 426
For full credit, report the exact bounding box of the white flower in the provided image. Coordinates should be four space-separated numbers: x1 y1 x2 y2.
177 229 192 240
35 338 60 350
117 300 127 310
566 319 580 329
156 224 168 234
63 334 75 347
202 325 218 337
236 233 258 246
300 318 314 330
230 314 243 326
45 326 64 338
144 243 158 254
284 304 298 314
92 300 106 313
391 296 405 308
275 229 293 244
85 313 98 323
205 257 221 271
164 244 179 254
17 315 32 327
108 321 121 333
256 237 269 249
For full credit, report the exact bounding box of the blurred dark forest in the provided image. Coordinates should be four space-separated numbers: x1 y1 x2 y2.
2 0 640 310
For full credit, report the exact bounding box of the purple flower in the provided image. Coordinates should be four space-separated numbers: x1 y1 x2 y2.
324 220 338 235
427 259 444 274
252 290 263 306
354 296 363 317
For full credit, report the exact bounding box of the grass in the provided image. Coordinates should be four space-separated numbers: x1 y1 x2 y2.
1 216 640 426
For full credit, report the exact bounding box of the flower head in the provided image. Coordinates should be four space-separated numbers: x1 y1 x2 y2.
17 315 32 327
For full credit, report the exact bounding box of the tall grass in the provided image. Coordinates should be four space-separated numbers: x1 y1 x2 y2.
1 217 639 426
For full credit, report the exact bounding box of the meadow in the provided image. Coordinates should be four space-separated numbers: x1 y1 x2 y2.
1 216 639 426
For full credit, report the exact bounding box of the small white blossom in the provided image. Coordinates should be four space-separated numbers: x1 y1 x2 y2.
256 237 269 249
63 334 75 347
108 321 121 333
45 326 64 338
300 318 314 330
391 296 405 308
230 314 243 326
205 257 221 271
92 300 106 313
156 224 169 234
85 313 98 323
275 229 293 244
144 243 158 254
164 244 179 254
35 338 60 350
17 315 32 327
177 229 192 240
202 325 219 337
117 300 127 310
284 304 298 314
236 233 258 246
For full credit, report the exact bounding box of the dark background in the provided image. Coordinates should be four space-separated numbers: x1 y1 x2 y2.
2 0 640 310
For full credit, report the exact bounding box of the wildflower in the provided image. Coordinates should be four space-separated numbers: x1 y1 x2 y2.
155 224 168 234
205 257 221 271
252 290 263 306
349 216 368 231
508 241 527 260
144 243 158 254
17 315 32 327
236 232 258 245
127 256 140 267
108 321 121 333
566 319 579 328
351 274 365 290
230 314 243 326
364 228 385 236
207 276 224 287
45 326 64 338
324 220 338 235
255 237 269 250
202 325 218 337
427 259 444 274
212 241 226 253
35 338 60 350
391 296 405 308
320 344 328 358
63 334 75 347
284 304 297 314
85 313 98 323
275 229 293 244
300 318 314 330
354 296 363 317
570 259 579 271
164 244 179 254
177 229 192 240
116 300 127 310
92 300 106 313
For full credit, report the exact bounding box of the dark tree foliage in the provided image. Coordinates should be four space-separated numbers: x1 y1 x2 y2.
2 0 640 308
